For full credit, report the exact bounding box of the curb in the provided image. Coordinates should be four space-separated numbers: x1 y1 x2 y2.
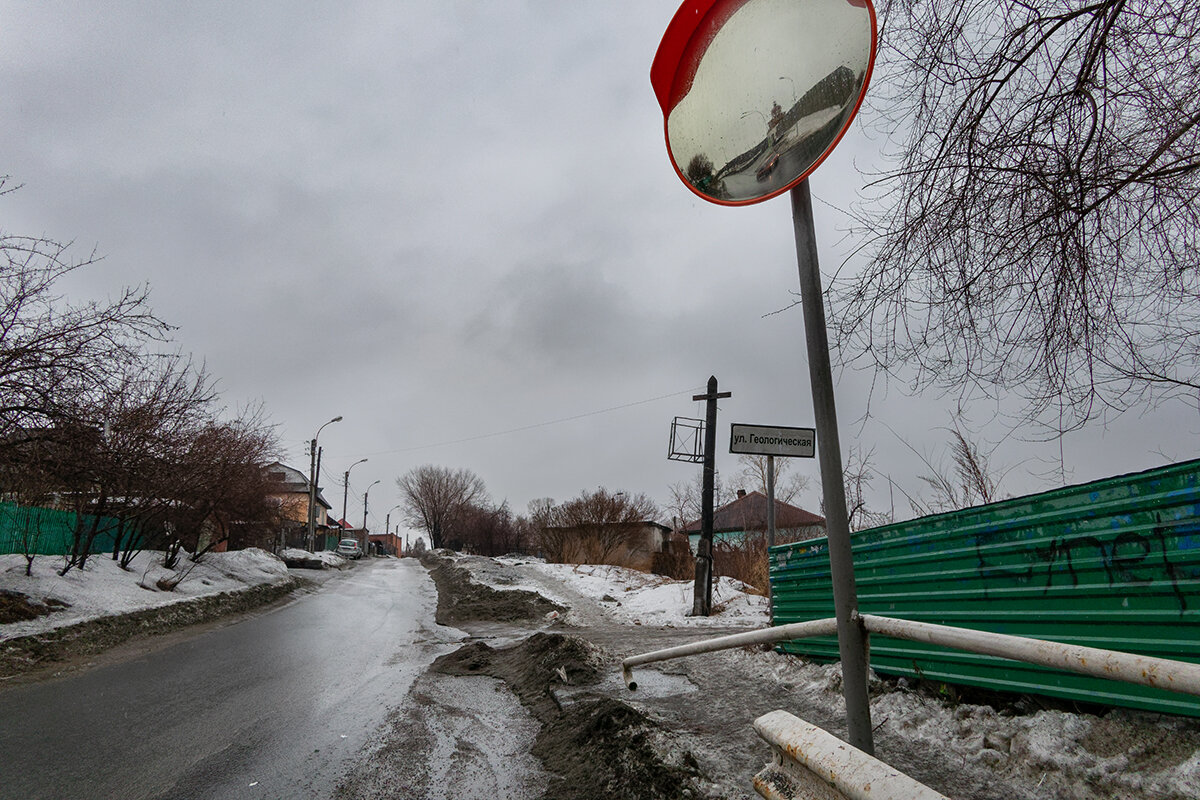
0 576 300 680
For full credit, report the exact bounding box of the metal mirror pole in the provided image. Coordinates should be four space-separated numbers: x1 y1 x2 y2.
766 454 776 622
790 179 874 754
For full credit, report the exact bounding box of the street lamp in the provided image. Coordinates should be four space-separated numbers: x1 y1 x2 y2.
363 480 381 555
307 416 342 550
779 75 797 104
342 458 368 540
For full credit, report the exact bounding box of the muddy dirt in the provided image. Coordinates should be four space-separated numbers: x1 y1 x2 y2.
432 632 706 800
0 590 69 624
350 555 712 800
424 556 565 627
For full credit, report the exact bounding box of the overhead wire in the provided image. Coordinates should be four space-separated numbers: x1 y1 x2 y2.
350 385 705 458
298 384 704 532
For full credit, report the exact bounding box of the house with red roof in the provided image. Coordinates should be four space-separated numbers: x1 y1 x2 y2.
682 489 824 552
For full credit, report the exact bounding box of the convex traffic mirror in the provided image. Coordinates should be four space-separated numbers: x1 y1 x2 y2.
652 0 877 205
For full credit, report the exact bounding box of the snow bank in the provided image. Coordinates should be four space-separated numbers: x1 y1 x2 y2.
280 547 347 568
489 558 769 627
0 548 292 641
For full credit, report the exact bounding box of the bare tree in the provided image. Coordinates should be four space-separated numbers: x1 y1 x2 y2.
172 408 281 560
827 447 892 532
52 355 216 574
731 454 811 506
535 488 659 565
0 177 169 449
456 500 531 557
837 2 1200 434
396 465 488 550
665 469 728 530
527 497 567 560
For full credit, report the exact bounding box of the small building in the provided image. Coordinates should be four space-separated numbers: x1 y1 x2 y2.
683 489 824 552
368 531 402 556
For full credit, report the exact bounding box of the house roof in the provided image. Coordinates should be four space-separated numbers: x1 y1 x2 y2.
264 461 332 510
682 490 824 534
541 520 672 533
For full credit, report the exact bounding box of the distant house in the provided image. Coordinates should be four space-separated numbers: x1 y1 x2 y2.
368 530 402 556
683 489 824 552
615 521 673 572
264 461 335 548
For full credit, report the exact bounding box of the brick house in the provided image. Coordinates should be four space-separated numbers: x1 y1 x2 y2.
264 461 335 549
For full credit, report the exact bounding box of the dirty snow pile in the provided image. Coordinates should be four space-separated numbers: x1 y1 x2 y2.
280 547 347 568
489 557 769 627
0 548 292 641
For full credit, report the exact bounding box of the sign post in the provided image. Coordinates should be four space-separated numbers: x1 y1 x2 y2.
791 179 873 752
730 422 816 621
651 0 879 753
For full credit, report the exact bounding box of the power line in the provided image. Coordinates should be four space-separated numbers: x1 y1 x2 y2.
352 386 704 458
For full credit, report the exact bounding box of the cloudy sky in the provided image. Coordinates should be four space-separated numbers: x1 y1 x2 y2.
3 1 1196 537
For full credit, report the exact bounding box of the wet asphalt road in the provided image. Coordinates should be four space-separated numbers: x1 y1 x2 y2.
0 559 451 800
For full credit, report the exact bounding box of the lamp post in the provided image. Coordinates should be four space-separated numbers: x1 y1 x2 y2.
363 480 381 555
342 458 368 541
779 75 797 104
307 416 342 550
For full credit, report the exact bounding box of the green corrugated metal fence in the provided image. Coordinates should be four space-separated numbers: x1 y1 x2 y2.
0 502 123 556
769 459 1200 717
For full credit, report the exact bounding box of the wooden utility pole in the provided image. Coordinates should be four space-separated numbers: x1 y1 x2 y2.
692 375 731 616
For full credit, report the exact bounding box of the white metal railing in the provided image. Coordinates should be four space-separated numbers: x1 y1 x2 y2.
753 710 951 800
621 612 1200 698
623 614 1200 798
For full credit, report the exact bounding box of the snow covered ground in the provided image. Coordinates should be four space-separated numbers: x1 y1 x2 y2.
489 556 769 627
0 547 297 641
442 553 1200 799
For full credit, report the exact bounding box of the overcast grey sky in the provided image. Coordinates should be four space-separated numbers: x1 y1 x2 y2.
3 1 1197 537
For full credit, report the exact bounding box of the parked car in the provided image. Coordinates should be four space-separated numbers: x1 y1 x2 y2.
336 538 363 559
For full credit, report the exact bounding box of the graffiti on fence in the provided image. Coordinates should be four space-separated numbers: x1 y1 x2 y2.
974 513 1194 614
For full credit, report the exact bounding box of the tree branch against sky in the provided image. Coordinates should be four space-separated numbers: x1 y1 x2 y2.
0 177 170 446
396 465 488 550
837 1 1200 435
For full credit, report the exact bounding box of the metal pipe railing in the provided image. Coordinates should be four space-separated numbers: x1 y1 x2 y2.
857 613 1200 697
621 613 1200 699
621 618 838 690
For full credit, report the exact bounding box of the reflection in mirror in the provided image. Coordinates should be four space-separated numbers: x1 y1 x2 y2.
664 0 875 205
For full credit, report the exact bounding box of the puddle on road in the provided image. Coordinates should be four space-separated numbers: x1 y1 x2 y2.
605 668 698 698
553 667 698 705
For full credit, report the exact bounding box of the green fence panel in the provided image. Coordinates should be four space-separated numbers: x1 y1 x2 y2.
0 502 124 557
769 459 1200 717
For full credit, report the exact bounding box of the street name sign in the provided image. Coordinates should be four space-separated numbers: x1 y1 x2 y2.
729 423 815 458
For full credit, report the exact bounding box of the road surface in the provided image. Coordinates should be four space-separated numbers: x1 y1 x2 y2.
0 559 457 800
